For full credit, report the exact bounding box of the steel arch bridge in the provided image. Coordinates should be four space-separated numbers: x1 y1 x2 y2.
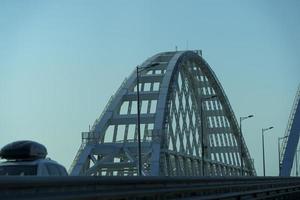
70 50 256 176
280 85 300 176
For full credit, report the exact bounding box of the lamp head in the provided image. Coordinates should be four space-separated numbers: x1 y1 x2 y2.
241 114 254 121
262 126 274 133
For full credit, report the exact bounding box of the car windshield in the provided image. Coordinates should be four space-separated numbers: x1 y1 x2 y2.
0 165 37 175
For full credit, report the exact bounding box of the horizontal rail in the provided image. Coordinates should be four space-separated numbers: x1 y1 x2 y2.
0 176 300 200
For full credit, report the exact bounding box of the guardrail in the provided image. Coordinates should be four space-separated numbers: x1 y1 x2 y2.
0 176 300 200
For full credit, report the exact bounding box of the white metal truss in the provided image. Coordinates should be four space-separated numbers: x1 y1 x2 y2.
70 50 256 176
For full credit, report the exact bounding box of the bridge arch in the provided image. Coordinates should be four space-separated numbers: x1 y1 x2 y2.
280 85 300 176
70 50 256 176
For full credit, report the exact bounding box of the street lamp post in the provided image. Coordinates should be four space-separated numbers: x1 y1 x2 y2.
239 115 254 176
262 126 274 176
200 95 217 176
136 63 160 176
296 149 299 176
278 136 288 175
136 66 142 176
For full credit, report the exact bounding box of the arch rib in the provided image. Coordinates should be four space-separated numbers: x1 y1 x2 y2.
280 84 300 176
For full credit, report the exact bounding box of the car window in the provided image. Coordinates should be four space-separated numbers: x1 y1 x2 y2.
0 165 37 176
58 166 68 176
45 164 60 176
38 163 49 176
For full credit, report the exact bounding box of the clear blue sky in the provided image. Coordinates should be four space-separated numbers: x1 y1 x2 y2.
0 0 299 176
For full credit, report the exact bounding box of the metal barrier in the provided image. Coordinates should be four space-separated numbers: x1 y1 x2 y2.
0 176 300 199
